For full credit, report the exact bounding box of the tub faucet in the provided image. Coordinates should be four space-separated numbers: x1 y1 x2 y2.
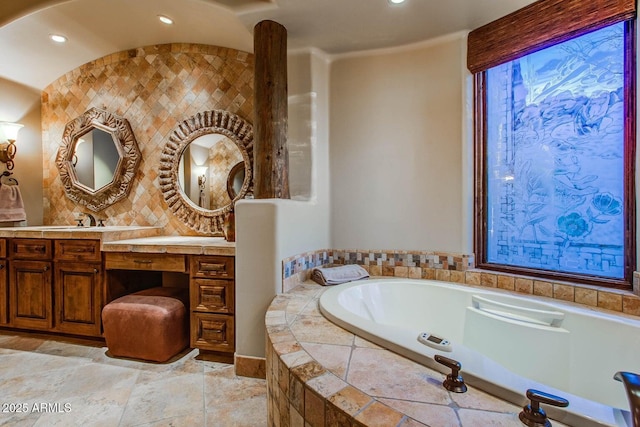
434 355 467 393
519 389 569 427
83 212 96 227
614 371 640 427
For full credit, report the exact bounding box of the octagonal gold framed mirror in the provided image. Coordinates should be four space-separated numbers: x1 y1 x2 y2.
56 108 141 212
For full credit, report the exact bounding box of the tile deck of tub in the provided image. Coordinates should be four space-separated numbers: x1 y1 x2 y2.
266 281 571 427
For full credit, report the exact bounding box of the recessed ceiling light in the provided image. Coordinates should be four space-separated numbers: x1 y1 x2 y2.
158 15 174 25
50 34 67 43
389 0 406 4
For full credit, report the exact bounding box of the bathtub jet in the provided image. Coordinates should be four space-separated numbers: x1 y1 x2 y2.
319 279 640 427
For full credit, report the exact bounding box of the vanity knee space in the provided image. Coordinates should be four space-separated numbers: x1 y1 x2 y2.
103 248 236 362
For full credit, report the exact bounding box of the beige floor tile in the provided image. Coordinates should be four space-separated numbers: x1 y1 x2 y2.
32 397 126 427
119 373 205 424
35 339 105 359
0 411 42 427
0 335 267 427
131 413 206 427
0 334 46 351
205 396 267 427
54 363 139 402
204 366 267 406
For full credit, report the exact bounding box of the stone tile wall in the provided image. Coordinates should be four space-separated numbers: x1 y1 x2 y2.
283 249 640 317
41 43 253 235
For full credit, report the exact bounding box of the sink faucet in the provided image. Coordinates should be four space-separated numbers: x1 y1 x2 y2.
614 371 640 427
83 212 96 227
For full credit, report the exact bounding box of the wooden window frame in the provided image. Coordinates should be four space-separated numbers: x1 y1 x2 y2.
474 20 637 289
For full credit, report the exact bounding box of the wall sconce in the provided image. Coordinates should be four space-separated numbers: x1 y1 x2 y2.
0 122 24 170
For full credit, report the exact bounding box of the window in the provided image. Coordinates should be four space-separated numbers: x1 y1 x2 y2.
475 21 635 286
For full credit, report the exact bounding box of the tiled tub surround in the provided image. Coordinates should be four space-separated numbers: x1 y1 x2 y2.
265 282 572 427
281 249 640 317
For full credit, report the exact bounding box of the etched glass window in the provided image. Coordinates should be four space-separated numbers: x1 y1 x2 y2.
485 22 627 279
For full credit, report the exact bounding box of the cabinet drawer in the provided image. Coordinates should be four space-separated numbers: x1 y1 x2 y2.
105 252 187 272
191 279 234 314
0 239 6 258
55 240 101 262
190 312 234 352
190 256 234 279
10 239 52 260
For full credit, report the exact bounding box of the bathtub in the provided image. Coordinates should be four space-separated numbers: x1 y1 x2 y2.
319 279 640 427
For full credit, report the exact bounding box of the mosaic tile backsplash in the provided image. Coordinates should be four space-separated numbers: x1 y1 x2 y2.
41 43 254 235
282 249 640 317
282 249 473 292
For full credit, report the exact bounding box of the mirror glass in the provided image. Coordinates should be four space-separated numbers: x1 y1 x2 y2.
177 133 245 210
73 128 120 191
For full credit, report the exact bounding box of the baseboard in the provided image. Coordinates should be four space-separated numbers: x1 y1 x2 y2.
234 354 266 379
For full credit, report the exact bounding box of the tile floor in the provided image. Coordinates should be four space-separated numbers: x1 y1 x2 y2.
0 332 267 427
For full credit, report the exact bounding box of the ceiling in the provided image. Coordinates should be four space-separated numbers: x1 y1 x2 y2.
0 0 537 90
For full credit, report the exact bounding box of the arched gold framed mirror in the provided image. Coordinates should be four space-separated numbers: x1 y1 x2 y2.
55 108 141 212
159 110 253 234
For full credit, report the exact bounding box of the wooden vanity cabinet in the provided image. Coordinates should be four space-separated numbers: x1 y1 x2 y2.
0 239 8 325
190 255 235 359
9 239 53 330
53 240 102 336
5 238 103 337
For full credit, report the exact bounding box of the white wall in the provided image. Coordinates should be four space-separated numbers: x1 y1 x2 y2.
329 34 467 253
0 77 42 226
235 50 331 358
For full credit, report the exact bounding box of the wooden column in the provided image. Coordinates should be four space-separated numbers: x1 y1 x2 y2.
253 20 289 199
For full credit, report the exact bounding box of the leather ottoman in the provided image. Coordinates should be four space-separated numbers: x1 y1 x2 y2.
102 287 189 363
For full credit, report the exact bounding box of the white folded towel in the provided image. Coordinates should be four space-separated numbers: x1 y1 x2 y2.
0 184 26 222
311 264 369 286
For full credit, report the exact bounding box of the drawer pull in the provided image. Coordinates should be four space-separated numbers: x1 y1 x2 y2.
35 246 46 253
68 248 93 253
133 259 153 264
93 268 99 274
43 266 49 272
201 263 226 272
0 264 4 269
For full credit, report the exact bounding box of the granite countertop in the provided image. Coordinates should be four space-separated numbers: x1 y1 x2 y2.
101 235 235 256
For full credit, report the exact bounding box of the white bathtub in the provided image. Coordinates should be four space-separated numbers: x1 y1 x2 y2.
319 279 640 427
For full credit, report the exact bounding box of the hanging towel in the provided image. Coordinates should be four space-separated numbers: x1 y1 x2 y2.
311 264 369 286
0 184 27 222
